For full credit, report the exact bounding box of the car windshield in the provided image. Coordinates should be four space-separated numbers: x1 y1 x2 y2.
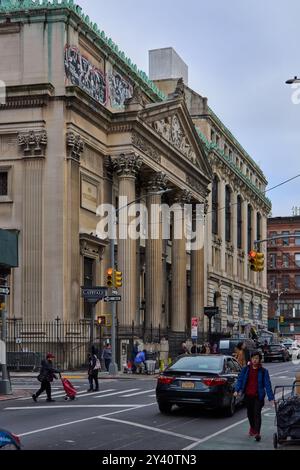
169 355 223 373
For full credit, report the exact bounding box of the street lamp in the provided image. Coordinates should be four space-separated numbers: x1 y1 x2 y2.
285 76 300 84
108 188 173 375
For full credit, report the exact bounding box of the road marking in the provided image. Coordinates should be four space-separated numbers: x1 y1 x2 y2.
121 389 155 397
19 388 115 400
182 408 271 450
97 416 199 442
14 403 157 438
95 388 140 398
5 405 141 410
148 394 156 397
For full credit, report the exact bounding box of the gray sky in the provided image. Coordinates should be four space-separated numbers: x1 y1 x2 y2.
79 0 300 216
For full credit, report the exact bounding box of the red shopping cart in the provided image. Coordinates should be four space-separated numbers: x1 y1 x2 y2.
60 374 77 401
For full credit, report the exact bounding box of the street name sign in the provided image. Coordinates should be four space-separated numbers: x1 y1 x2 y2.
204 306 219 319
81 286 108 303
104 295 121 302
0 286 10 295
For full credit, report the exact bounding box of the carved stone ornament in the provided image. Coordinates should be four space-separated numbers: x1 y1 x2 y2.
66 132 85 162
152 115 197 164
112 153 142 177
168 78 185 100
124 85 146 108
18 130 47 157
132 133 160 162
147 172 168 192
79 238 105 261
174 189 193 205
186 175 209 199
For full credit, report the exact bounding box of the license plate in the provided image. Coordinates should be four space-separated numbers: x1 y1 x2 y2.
181 381 195 389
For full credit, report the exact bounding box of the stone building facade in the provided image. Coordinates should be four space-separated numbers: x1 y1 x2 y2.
152 53 271 336
0 1 212 346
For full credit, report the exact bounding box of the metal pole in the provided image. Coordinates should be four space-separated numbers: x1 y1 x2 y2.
109 235 118 375
0 276 12 395
90 303 95 349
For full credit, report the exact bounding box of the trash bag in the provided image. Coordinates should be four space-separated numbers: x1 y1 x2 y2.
277 396 300 439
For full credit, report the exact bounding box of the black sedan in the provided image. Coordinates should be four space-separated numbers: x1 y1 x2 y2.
156 354 243 416
264 344 289 362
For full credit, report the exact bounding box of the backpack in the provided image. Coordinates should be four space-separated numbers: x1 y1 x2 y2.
94 356 101 370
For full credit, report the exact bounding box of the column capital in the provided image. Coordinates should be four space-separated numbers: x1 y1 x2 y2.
112 153 142 178
146 172 168 192
173 189 193 205
18 129 47 158
66 131 84 162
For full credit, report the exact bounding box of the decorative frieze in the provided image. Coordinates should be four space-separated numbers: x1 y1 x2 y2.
186 175 210 200
132 132 161 163
18 130 47 157
152 115 197 164
66 131 85 162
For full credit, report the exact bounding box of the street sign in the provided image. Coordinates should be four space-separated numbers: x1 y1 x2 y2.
0 286 10 295
112 289 118 295
204 306 219 319
16 338 22 344
81 286 108 302
104 295 121 302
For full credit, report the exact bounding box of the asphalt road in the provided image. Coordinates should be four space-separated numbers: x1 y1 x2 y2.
1 361 300 450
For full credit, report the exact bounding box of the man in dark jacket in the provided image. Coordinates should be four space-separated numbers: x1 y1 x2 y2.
234 350 274 441
87 346 100 391
32 353 60 402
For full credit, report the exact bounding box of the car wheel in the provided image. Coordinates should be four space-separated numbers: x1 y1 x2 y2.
224 396 236 417
158 402 172 414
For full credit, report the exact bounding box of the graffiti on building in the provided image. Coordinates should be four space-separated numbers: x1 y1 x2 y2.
64 46 107 105
108 71 133 108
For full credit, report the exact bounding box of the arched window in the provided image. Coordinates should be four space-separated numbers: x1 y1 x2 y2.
257 304 263 321
256 212 261 242
237 195 242 249
227 295 233 317
238 298 244 317
225 185 231 242
247 204 252 253
248 301 254 319
212 175 219 235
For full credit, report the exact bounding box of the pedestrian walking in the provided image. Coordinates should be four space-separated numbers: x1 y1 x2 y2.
87 346 101 392
200 343 211 354
134 349 146 374
191 342 200 353
102 343 112 372
178 342 189 355
233 341 247 367
32 353 60 402
234 350 274 441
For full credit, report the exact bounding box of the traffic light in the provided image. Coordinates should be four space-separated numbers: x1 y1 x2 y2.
106 268 114 287
280 315 285 324
248 250 257 271
255 252 265 272
97 315 106 325
114 270 122 288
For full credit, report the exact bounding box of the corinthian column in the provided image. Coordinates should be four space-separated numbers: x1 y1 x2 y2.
171 191 192 332
145 172 167 329
112 154 142 328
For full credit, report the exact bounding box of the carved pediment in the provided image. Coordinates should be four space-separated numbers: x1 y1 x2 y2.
152 114 197 165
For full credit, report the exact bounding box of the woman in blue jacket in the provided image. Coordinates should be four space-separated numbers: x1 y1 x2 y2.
234 350 274 441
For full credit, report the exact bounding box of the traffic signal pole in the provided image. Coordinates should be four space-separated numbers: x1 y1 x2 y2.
108 228 118 376
0 275 12 395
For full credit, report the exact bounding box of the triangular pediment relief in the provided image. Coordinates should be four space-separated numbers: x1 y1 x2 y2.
151 114 198 166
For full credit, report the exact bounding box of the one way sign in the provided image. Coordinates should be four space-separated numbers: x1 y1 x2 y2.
104 295 121 302
0 286 10 295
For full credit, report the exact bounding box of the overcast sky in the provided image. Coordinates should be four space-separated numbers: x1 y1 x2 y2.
78 0 300 217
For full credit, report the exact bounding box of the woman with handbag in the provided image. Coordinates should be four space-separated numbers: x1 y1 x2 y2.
32 353 60 402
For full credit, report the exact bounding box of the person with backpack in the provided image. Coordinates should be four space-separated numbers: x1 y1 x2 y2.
87 346 101 392
32 353 60 402
102 343 112 372
234 350 274 441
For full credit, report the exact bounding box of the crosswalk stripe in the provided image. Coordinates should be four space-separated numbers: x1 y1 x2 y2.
148 394 156 397
95 388 140 398
19 388 115 400
121 389 155 397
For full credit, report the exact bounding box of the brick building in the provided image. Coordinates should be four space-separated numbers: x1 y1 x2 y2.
267 216 300 335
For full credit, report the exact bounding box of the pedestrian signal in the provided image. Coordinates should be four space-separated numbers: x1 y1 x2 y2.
106 268 114 287
114 270 122 288
280 316 285 324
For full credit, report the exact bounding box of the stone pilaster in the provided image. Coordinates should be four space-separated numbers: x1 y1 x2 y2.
145 172 167 329
219 179 226 272
190 204 205 335
65 131 84 321
232 191 238 277
112 154 142 327
171 191 192 332
19 130 47 322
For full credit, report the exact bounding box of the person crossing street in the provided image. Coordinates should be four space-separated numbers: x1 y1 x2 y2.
32 353 60 402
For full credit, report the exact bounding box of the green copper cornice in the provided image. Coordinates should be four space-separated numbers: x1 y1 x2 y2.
195 127 272 210
207 106 267 183
0 0 167 102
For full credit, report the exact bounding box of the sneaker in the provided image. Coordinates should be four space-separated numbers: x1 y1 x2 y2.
32 394 37 402
255 434 261 442
46 399 55 402
94 388 99 392
87 388 93 392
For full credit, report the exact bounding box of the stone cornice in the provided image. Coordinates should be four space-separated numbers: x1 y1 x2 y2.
131 132 161 163
0 83 54 110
